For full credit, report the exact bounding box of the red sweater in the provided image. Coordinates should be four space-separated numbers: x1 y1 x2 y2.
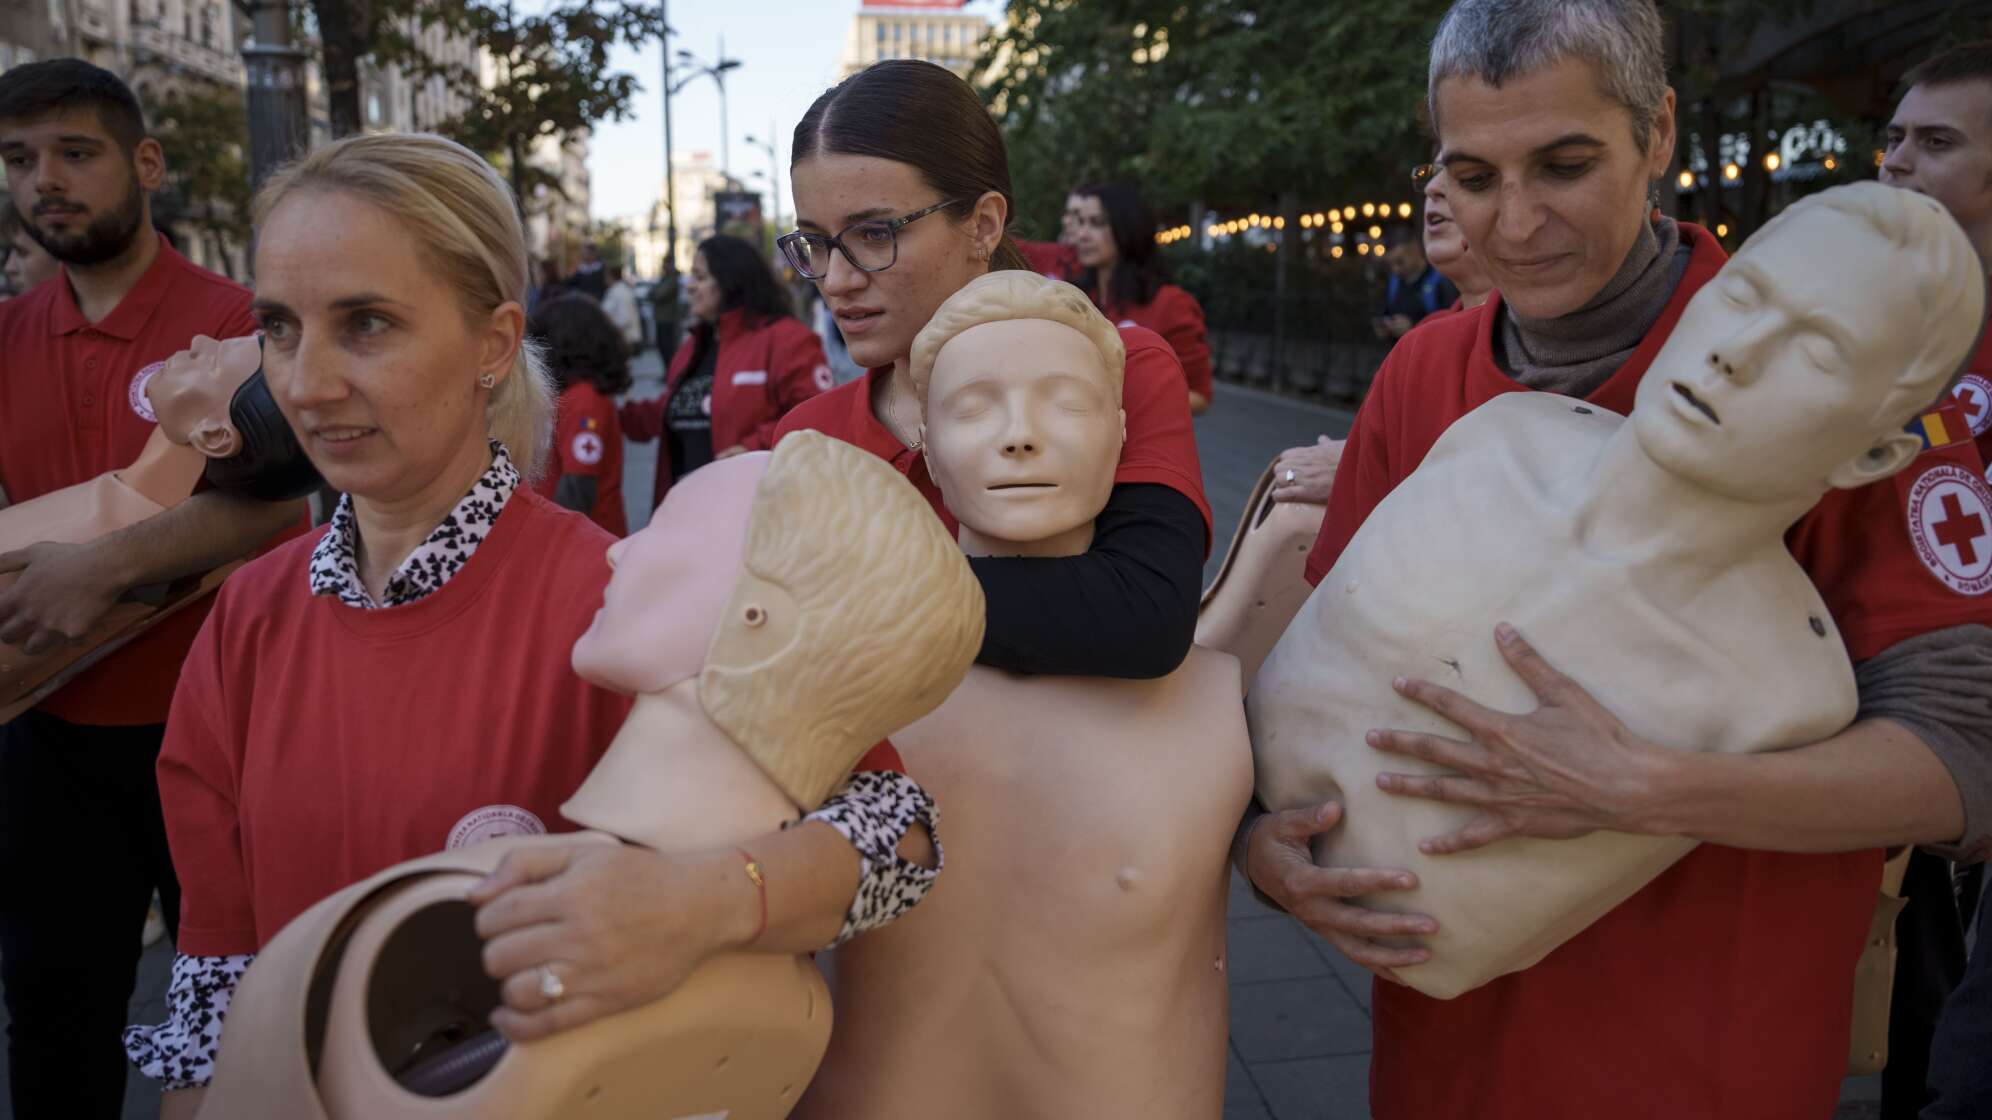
1307 224 1992 1119
159 488 634 955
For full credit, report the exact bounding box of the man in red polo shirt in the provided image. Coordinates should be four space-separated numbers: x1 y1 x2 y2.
1241 4 1992 1117
0 60 302 1117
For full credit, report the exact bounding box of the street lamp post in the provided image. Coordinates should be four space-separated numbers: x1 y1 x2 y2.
661 0 676 278
241 0 308 189
744 121 782 254
672 38 741 178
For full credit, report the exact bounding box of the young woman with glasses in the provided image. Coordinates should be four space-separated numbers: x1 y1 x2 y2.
774 60 1211 680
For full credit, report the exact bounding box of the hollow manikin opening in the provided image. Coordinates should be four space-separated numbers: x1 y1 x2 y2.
366 899 509 1097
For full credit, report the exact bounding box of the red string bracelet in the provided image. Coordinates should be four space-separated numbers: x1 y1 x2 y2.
736 847 768 945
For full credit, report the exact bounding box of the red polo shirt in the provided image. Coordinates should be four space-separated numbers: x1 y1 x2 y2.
1949 322 1992 479
773 324 1212 547
0 239 259 726
1302 224 1992 1119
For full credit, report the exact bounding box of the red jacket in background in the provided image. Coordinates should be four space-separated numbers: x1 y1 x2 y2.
1099 283 1212 406
534 381 628 536
620 309 832 507
1016 239 1080 281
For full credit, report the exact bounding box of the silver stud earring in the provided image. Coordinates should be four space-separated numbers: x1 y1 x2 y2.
478 372 496 389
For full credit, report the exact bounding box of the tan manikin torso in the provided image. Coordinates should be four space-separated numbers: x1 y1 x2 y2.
799 650 1254 1120
1249 393 1858 1000
203 682 834 1120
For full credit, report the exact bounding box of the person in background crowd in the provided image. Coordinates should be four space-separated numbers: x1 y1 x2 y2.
1878 38 1992 1120
1245 3 1992 1118
1372 222 1459 341
529 292 631 536
1421 166 1493 311
0 59 303 1120
530 258 565 314
1 196 58 298
649 259 682 355
620 233 829 510
1070 181 1214 414
776 59 1212 681
566 241 607 300
1014 190 1085 280
600 262 643 349
1272 165 1495 507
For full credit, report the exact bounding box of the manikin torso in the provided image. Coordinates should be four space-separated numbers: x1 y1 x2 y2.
799 276 1255 1119
1250 392 1858 1000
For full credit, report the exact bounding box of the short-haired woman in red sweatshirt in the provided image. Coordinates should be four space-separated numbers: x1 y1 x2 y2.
130 134 949 1120
619 233 831 509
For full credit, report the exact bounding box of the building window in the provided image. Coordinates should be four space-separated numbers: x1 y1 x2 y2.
200 3 213 47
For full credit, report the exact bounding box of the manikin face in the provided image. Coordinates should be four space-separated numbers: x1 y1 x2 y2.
686 250 721 323
0 108 160 266
1882 81 1992 266
1069 195 1116 271
1436 57 1675 319
791 153 1001 371
922 318 1125 554
572 453 768 695
253 189 520 505
148 333 263 456
1633 211 1932 505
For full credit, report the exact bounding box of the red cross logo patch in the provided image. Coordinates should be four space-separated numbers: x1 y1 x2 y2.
1907 463 1992 596
570 430 604 466
1955 374 1992 438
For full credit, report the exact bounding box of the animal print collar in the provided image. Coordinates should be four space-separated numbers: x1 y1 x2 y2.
307 441 520 610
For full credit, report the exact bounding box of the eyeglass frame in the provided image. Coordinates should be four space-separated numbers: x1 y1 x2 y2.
776 197 968 280
1410 163 1441 190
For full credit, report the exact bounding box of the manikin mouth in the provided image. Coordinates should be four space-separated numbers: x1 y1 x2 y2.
1672 383 1721 425
987 482 1055 491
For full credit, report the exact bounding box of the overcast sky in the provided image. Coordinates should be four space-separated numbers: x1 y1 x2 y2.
585 0 1002 227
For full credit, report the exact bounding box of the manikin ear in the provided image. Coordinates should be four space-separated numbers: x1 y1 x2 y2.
191 418 241 459
1827 429 1924 490
1118 407 1127 445
476 300 527 389
916 422 928 449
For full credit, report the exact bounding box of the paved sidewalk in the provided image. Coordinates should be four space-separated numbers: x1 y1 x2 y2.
0 378 1883 1119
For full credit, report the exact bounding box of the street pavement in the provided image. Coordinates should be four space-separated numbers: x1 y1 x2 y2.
6 362 1884 1119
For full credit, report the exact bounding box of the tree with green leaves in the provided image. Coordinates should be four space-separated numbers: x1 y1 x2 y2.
144 78 254 277
370 0 664 211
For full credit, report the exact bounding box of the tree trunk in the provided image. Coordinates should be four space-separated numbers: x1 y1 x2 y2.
312 0 373 138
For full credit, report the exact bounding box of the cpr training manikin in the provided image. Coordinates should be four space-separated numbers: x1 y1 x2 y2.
1248 182 1989 1000
0 333 316 717
194 430 984 1120
796 271 1256 1119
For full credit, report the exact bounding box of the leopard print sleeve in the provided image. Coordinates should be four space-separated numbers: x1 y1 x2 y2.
124 952 254 1090
803 769 941 946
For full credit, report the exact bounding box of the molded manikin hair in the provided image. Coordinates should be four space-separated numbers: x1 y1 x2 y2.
699 431 986 808
1754 181 1985 422
908 271 1126 408
1428 0 1667 150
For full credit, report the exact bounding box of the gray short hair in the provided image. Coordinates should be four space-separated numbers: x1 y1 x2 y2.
1429 0 1668 152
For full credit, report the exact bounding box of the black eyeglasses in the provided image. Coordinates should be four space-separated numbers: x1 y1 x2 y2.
777 199 965 280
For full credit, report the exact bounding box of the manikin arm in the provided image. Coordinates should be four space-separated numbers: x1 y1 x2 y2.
971 483 1204 678
1370 624 1983 855
0 490 303 654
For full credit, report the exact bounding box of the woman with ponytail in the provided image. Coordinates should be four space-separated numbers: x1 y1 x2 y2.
775 60 1212 679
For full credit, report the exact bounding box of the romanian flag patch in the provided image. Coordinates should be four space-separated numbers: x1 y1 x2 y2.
580 416 599 431
1909 398 1971 453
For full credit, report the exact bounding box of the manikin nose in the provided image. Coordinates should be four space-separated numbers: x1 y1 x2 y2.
1001 440 1038 455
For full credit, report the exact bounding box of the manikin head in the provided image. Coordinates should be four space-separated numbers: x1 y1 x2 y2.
143 334 262 456
572 430 985 808
1633 182 1986 506
910 271 1126 558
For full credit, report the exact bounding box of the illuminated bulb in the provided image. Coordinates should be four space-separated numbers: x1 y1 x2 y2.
1717 223 1729 237
1764 152 1781 171
1362 203 1376 217
1677 169 1694 189
1331 221 1343 234
1823 157 1837 171
1273 216 1285 229
1368 224 1382 239
1397 202 1412 219
1313 212 1325 224
1331 245 1344 258
1723 163 1740 181
1206 225 1219 237
1300 214 1313 228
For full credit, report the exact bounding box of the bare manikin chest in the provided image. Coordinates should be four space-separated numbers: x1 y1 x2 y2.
802 648 1253 1119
